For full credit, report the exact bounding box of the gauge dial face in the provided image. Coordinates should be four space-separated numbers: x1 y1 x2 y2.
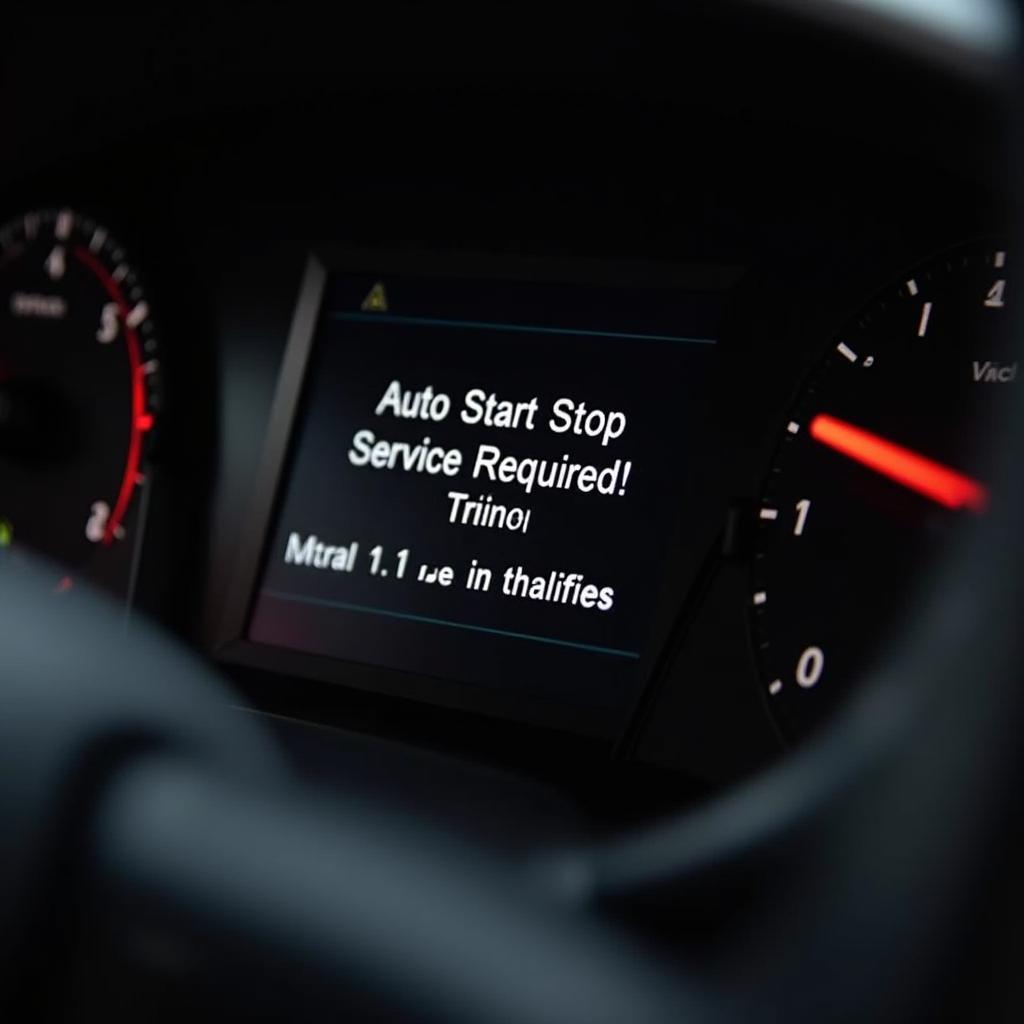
0 208 161 597
753 239 1013 740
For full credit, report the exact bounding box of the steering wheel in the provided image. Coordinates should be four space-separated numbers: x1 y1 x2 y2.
1 3 1022 1021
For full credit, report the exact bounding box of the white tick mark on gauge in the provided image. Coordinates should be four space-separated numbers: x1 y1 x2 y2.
995 251 1007 268
759 507 779 521
55 209 74 240
917 301 933 337
126 301 149 329
112 264 129 283
787 421 801 435
753 591 767 606
768 679 783 696
906 278 919 296
89 227 107 253
837 342 858 362
142 359 160 375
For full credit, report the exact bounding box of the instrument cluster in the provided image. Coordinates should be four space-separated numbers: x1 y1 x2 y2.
0 26 1008 784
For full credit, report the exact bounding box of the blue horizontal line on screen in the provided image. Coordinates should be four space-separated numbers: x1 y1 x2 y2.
259 589 643 660
331 311 716 345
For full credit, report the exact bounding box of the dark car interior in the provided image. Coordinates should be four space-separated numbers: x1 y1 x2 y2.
1 3 1023 1020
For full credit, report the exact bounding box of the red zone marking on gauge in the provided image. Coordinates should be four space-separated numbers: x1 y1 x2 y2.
73 246 153 545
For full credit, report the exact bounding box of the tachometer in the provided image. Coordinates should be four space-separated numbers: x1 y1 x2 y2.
753 239 1013 739
0 208 161 599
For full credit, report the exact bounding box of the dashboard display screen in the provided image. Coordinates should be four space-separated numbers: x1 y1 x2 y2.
247 264 720 732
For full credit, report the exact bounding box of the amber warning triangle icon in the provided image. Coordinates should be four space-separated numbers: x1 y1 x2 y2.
361 281 389 313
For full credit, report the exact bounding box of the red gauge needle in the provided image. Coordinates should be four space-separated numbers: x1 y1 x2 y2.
810 413 989 513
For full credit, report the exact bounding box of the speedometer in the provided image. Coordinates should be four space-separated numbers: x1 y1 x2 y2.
753 239 1013 740
0 208 161 600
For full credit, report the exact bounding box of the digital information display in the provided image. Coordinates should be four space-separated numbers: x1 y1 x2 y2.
246 265 720 732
